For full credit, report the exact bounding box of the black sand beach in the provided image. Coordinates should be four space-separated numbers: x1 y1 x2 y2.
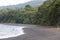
0 24 60 40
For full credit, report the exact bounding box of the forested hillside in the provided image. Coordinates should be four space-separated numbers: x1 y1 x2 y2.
0 5 38 24
37 0 60 26
0 0 60 27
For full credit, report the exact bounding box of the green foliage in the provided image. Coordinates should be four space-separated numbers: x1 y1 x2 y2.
37 0 60 26
0 5 38 24
0 0 60 27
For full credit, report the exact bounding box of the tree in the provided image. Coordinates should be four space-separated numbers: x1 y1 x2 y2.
24 5 33 11
37 0 60 26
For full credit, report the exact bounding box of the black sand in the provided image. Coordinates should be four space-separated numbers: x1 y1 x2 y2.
0 24 60 40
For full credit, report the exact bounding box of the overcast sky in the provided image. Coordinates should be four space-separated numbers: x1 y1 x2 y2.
0 0 31 6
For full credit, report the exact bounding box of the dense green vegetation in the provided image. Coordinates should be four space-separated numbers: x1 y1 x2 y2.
36 0 60 26
0 5 38 24
0 0 60 26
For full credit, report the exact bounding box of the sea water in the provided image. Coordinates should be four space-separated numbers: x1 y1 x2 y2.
0 24 25 39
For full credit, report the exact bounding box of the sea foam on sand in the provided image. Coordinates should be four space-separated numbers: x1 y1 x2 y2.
0 24 25 39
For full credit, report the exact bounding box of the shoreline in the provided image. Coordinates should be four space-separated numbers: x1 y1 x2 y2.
0 24 60 40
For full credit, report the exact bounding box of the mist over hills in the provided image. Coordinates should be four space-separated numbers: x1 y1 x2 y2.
0 0 45 10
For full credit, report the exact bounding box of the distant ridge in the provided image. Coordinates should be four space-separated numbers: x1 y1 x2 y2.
0 0 45 10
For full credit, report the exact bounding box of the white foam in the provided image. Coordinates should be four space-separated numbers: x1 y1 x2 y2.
0 24 25 39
